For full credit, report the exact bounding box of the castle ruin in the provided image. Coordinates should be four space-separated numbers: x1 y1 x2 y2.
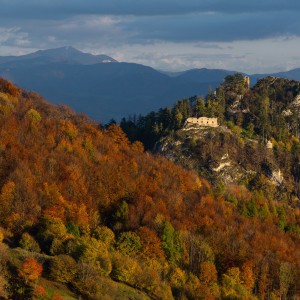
244 76 250 89
185 117 218 127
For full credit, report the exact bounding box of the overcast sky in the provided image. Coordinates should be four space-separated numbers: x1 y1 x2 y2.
0 0 299 73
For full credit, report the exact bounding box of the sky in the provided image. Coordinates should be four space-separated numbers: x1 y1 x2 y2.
0 0 300 74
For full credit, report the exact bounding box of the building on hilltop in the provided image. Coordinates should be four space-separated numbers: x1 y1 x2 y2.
266 140 273 149
185 117 218 127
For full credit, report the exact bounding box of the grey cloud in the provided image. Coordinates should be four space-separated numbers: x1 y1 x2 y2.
0 27 31 48
0 15 129 50
193 43 225 50
119 11 300 43
0 8 299 52
1 0 300 19
0 0 298 50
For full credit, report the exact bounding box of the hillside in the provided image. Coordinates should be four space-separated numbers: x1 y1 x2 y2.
121 75 300 203
1 78 300 299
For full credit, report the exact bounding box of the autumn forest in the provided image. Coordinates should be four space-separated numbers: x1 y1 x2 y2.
0 76 300 300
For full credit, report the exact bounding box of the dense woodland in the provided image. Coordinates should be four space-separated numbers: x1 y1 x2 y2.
121 75 300 196
121 74 300 148
0 78 300 299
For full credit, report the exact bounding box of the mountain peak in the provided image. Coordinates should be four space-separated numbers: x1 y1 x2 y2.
0 46 117 66
37 46 80 54
30 46 117 65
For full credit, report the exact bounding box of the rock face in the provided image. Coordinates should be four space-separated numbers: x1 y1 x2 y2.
271 169 283 185
157 124 284 187
157 126 246 185
282 94 300 116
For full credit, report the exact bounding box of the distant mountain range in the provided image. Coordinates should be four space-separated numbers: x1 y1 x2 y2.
1 46 300 122
0 46 117 65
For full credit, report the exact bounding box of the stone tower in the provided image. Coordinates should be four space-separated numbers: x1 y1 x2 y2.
244 76 250 89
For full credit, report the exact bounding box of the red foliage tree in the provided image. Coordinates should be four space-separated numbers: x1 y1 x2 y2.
18 257 42 285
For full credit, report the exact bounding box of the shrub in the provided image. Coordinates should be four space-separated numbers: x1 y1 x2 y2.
92 226 115 248
19 233 41 253
0 229 4 243
75 237 112 276
66 221 80 237
111 252 142 286
33 285 47 298
52 293 64 300
115 231 141 256
38 218 68 253
18 257 42 285
168 267 186 288
49 255 77 283
0 274 8 299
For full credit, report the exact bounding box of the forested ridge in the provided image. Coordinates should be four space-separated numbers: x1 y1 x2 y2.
121 74 300 149
121 75 300 199
0 78 300 299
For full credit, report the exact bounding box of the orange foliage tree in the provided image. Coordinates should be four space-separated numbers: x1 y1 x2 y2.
18 257 42 285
